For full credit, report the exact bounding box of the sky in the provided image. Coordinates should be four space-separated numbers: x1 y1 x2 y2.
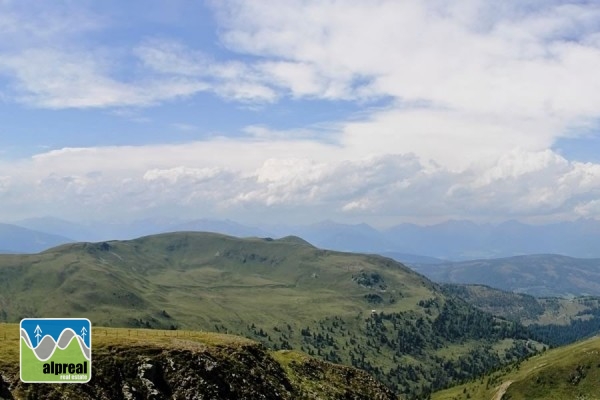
1 0 600 227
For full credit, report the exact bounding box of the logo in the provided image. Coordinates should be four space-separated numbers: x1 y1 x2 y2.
20 318 91 383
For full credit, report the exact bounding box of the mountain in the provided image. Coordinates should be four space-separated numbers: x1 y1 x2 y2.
432 334 600 400
442 284 600 346
386 220 493 260
412 254 600 297
81 217 185 241
384 218 600 260
18 216 600 260
228 217 600 260
171 218 270 238
0 324 395 400
0 232 539 398
0 223 73 253
276 220 395 253
14 217 269 243
15 217 99 242
382 252 445 266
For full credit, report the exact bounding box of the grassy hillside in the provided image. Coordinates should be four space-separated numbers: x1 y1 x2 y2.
0 323 394 400
414 254 600 297
0 232 539 398
432 335 600 400
0 232 434 326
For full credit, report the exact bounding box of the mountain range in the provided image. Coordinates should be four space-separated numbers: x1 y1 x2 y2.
413 254 600 297
6 216 600 261
0 223 73 253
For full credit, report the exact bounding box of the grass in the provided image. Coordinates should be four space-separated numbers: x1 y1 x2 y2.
0 232 437 344
432 335 600 400
1 323 255 366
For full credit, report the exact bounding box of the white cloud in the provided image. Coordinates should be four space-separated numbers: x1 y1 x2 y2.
143 166 223 184
0 48 211 108
0 176 10 192
3 140 600 224
209 0 600 168
474 149 569 186
1 1 600 225
0 2 104 48
134 39 208 76
1 1 598 161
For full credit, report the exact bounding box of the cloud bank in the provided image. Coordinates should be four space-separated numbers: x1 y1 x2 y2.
2 142 600 225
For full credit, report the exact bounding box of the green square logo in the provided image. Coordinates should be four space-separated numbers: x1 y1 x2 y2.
20 318 91 383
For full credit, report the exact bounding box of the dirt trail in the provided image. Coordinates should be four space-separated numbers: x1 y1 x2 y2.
492 381 513 400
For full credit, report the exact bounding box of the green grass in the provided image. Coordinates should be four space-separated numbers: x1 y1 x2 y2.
1 323 254 364
432 335 600 400
0 232 436 339
0 233 433 327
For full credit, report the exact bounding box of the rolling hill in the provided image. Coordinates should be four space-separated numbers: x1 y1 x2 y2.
0 232 539 398
412 254 600 297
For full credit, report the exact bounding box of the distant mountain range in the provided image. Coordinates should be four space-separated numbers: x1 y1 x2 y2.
7 216 600 299
412 254 600 297
0 223 73 253
5 216 600 261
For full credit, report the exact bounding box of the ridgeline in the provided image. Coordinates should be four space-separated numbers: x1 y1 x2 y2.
0 232 542 398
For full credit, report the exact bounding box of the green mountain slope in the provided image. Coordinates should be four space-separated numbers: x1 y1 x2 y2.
413 254 600 297
0 232 540 398
432 335 600 400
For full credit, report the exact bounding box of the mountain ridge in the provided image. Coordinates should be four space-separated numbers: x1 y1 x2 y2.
0 231 539 397
413 254 600 297
0 223 73 254
8 216 600 259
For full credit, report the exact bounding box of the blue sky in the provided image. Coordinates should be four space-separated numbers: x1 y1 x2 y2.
1 1 600 227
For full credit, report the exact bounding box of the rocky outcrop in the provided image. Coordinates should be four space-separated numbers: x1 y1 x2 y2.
2 341 395 400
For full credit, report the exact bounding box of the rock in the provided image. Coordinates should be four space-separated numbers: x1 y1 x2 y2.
1 342 395 400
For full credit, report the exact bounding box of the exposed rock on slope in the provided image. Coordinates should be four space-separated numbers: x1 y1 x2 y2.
1 334 394 400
